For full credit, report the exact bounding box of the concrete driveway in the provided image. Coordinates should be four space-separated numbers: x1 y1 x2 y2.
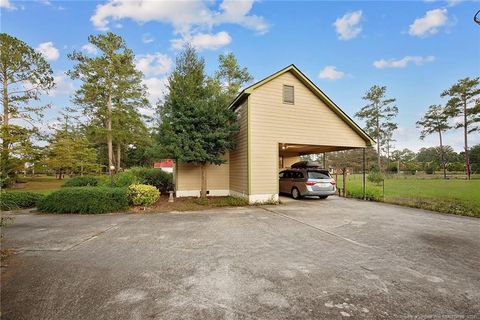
1 197 479 319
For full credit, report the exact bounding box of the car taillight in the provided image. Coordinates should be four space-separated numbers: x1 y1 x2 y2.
305 181 316 186
330 181 336 186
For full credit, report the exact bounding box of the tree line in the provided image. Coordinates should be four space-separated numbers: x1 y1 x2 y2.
0 32 251 197
1 31 479 194
350 77 479 179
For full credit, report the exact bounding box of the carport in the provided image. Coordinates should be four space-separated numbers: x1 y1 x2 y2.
175 65 374 203
278 143 368 198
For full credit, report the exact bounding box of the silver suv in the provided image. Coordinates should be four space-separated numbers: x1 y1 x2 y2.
279 165 337 200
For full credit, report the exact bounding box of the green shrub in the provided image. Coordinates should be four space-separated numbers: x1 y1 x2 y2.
127 184 160 207
62 176 99 187
0 192 45 211
15 176 28 183
129 167 173 193
98 171 144 188
38 187 128 214
367 171 385 185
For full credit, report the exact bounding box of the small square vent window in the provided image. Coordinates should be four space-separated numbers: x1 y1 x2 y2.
283 85 294 104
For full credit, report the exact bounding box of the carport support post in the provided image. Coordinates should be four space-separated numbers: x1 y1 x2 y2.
362 148 366 200
323 153 326 169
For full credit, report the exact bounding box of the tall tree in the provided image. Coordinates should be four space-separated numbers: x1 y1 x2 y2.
355 85 398 171
44 131 98 179
416 104 451 179
0 33 54 187
381 122 397 171
215 52 253 99
158 45 239 197
441 77 480 180
68 32 148 175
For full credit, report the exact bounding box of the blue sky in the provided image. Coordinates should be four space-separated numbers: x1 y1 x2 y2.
1 0 479 152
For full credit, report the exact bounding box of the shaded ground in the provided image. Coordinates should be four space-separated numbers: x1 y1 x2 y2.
1 197 479 319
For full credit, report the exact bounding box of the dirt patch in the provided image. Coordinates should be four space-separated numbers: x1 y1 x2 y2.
129 195 248 213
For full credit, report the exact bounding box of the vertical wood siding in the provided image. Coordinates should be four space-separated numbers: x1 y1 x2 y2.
176 154 230 191
249 71 367 195
229 99 249 194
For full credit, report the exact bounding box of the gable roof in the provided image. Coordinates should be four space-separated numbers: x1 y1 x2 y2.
229 64 375 146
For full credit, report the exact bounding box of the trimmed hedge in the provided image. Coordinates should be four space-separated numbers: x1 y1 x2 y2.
62 176 99 187
98 172 143 188
0 192 45 211
129 167 173 193
37 187 128 214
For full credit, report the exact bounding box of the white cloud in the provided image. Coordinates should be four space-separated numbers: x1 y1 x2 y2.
90 0 266 50
135 53 173 77
409 8 449 37
90 0 268 33
216 0 269 34
0 0 16 9
81 43 98 55
171 31 232 51
143 77 168 105
373 55 435 69
49 74 75 97
142 33 154 44
36 42 60 61
318 66 346 80
333 10 363 40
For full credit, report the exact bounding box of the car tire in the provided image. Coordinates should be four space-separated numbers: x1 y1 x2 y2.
319 196 328 200
291 187 301 200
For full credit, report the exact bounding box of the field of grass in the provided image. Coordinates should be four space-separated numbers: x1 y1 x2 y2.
337 174 480 217
4 176 67 194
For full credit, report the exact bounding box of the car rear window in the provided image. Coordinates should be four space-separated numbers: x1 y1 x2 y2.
307 170 330 179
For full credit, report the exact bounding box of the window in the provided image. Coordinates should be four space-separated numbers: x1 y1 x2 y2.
279 171 285 178
283 85 294 104
293 172 304 179
307 170 331 179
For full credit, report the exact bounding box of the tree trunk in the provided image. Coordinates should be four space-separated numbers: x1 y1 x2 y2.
463 100 470 180
116 144 121 173
107 93 114 176
376 113 381 172
2 69 10 176
200 162 207 198
439 129 446 180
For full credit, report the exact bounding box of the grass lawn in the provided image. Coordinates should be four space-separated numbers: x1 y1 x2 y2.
337 174 480 217
5 176 67 194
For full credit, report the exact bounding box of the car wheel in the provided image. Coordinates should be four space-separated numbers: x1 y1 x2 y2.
319 196 328 199
291 187 301 200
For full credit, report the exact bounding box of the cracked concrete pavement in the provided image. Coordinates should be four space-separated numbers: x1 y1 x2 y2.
1 196 479 319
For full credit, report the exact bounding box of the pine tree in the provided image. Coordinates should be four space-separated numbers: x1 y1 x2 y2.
215 52 253 99
158 45 239 197
68 32 148 175
355 85 398 171
416 104 451 179
441 77 480 180
0 33 54 187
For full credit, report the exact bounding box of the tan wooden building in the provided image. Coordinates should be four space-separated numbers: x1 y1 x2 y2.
175 65 374 203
